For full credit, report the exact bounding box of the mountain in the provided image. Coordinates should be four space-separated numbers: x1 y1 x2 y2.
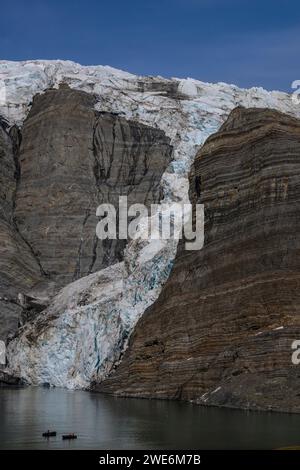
98 107 300 413
1 60 300 410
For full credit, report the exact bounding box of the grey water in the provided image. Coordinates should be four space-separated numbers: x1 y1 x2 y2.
0 387 299 449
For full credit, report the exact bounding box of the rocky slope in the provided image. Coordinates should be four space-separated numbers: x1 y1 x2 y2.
98 107 300 413
2 61 300 401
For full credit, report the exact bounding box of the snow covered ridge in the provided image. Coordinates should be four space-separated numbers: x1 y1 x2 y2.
3 60 300 389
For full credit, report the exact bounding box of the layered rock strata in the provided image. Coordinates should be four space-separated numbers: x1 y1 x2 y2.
98 107 300 413
15 86 172 287
0 118 44 340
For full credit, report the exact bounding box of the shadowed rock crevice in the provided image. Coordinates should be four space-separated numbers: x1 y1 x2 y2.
98 107 300 413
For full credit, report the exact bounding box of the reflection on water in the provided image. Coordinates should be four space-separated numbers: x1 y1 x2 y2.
0 387 299 449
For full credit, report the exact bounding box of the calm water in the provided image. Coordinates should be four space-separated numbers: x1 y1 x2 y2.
0 387 300 449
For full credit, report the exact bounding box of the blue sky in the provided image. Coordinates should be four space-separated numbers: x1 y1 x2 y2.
0 0 299 91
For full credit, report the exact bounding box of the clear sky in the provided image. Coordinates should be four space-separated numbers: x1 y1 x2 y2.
0 0 299 91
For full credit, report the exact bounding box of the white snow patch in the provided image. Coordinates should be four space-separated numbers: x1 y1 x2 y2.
178 78 199 97
211 386 222 395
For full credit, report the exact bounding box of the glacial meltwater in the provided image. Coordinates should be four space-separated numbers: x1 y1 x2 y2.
0 387 299 449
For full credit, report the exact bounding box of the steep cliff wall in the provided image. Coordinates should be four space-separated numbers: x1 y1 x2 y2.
0 83 172 342
15 86 172 287
0 119 44 340
99 108 300 413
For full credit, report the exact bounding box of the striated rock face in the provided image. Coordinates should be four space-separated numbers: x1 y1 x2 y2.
0 118 44 340
15 86 172 287
99 107 300 413
3 61 300 406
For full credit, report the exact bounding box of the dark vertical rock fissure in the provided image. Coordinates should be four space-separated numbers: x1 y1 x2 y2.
73 207 91 281
87 235 99 275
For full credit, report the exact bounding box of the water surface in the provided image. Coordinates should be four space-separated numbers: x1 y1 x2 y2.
0 387 299 449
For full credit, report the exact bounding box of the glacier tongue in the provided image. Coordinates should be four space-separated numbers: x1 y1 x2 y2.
3 60 300 389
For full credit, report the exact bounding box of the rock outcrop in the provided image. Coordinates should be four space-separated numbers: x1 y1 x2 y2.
0 118 44 340
98 107 300 413
0 85 172 341
15 85 172 287
0 370 26 388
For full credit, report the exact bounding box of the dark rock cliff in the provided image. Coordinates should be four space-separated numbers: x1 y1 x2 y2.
98 107 300 413
0 118 43 339
15 86 172 287
0 86 172 340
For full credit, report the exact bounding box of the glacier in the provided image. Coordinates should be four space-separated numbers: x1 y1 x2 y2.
1 60 300 389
